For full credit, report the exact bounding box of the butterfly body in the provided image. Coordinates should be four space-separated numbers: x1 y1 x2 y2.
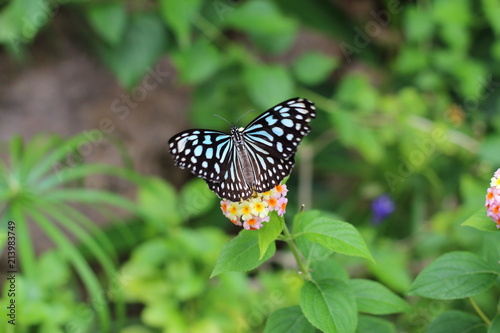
169 98 316 201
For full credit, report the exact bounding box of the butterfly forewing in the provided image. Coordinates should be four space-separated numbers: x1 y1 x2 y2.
168 130 232 182
242 98 316 159
168 97 316 201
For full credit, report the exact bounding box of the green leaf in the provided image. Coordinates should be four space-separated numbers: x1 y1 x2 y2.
244 64 294 110
160 0 201 48
482 0 500 36
403 7 434 43
292 51 339 85
349 279 409 315
480 136 500 165
356 316 395 333
335 74 378 113
426 310 486 333
172 39 220 84
224 0 296 36
367 242 412 293
99 13 167 89
408 251 498 299
293 210 332 262
0 0 51 44
355 127 384 163
258 211 284 259
211 230 275 277
179 178 216 220
264 306 316 333
138 178 182 229
300 279 357 333
310 257 349 282
224 0 298 53
462 208 498 232
301 217 374 262
488 315 500 333
86 2 127 45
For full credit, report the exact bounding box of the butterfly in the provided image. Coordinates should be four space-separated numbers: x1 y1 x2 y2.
168 97 316 201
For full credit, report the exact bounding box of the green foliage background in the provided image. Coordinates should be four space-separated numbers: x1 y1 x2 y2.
1 0 500 332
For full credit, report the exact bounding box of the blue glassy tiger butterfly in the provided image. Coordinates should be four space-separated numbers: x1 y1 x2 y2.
168 97 316 201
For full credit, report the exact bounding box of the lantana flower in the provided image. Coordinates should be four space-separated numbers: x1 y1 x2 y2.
485 168 500 229
220 184 288 230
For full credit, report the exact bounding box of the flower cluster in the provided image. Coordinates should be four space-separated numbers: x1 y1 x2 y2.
220 184 288 230
485 169 500 229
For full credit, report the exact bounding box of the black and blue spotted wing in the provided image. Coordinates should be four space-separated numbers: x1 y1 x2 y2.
168 97 316 201
169 129 254 200
240 98 316 193
168 130 231 182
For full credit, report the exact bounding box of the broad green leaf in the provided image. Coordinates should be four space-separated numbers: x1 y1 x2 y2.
172 39 220 84
258 212 284 259
224 0 296 35
211 230 275 277
224 0 297 53
293 52 339 86
488 315 500 333
310 257 349 282
295 212 333 263
354 127 384 163
462 208 498 232
329 109 358 147
99 13 167 89
482 0 500 36
160 0 201 47
300 279 357 333
301 217 374 262
425 310 486 333
179 178 216 220
264 306 315 333
335 74 378 113
480 136 500 165
356 316 395 333
0 0 51 44
408 251 497 299
349 279 409 315
244 64 294 110
138 178 182 229
404 7 434 43
86 2 127 45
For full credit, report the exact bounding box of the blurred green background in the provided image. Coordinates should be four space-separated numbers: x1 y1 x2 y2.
0 0 500 332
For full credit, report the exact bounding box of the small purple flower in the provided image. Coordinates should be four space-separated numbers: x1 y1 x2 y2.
371 194 395 225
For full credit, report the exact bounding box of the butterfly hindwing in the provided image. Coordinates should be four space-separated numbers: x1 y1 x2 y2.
206 146 254 201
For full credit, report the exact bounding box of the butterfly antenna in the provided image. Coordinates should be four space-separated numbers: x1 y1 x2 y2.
235 109 255 126
212 114 233 126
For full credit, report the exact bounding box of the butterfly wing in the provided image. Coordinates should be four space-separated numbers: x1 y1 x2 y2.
168 130 232 182
241 97 316 192
243 97 316 159
205 146 254 201
168 98 316 201
168 129 254 201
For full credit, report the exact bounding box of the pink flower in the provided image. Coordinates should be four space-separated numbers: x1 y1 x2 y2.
276 197 288 216
485 169 500 229
243 216 270 230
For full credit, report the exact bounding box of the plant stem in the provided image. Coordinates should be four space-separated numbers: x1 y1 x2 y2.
282 222 312 281
468 297 491 326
